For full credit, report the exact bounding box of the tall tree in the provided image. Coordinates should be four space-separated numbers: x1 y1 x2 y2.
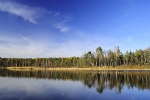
96 46 103 67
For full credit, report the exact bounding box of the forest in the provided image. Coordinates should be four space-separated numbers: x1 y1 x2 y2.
0 46 150 67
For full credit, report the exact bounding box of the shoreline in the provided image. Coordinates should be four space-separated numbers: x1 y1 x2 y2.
2 66 150 71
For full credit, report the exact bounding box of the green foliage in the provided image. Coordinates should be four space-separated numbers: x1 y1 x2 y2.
1 46 150 67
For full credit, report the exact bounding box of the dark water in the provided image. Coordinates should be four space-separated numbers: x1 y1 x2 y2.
0 69 150 100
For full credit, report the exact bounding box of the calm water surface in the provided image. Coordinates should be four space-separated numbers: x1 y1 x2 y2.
0 69 150 100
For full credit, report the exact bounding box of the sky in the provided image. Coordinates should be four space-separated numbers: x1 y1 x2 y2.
0 0 150 58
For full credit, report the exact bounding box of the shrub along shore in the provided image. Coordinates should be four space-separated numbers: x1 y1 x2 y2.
1 46 150 70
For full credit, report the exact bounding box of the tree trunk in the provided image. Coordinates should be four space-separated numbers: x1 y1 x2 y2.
96 58 97 67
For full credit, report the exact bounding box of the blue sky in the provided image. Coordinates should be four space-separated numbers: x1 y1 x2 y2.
0 0 150 58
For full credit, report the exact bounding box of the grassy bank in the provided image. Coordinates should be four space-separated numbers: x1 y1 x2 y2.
4 64 150 71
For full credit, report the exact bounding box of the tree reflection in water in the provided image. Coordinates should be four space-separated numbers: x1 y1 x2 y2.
0 69 150 94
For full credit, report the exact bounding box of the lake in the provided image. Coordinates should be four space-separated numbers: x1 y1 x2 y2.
0 69 150 100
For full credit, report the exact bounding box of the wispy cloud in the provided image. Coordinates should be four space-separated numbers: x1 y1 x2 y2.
0 33 83 58
75 30 85 36
0 0 43 24
55 23 70 33
0 32 108 58
46 14 73 33
127 37 132 41
0 0 73 32
0 32 131 58
0 36 44 58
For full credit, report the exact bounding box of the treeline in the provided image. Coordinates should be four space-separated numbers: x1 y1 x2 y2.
0 46 150 67
1 69 150 94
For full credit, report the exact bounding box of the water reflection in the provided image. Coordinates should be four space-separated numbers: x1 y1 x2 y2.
1 69 150 95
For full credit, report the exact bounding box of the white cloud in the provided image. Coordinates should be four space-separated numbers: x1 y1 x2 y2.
0 0 42 24
0 33 128 58
56 25 70 33
48 16 73 33
0 35 46 58
127 37 132 41
0 30 132 58
75 30 85 36
0 0 73 33
0 34 98 58
0 34 83 58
